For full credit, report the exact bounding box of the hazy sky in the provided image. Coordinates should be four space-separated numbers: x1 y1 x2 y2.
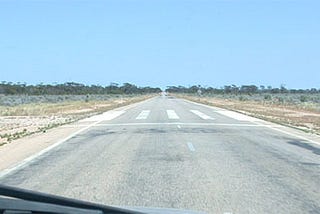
1 0 319 89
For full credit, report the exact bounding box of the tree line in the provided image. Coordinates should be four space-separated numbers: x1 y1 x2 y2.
0 82 162 95
165 85 320 94
1 82 319 95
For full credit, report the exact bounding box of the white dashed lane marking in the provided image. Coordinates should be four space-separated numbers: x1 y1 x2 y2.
187 142 195 152
136 110 150 120
166 110 180 119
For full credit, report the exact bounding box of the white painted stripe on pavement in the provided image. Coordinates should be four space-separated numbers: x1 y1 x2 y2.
136 110 150 120
177 125 181 129
216 110 260 122
190 110 214 120
187 142 195 152
64 122 283 127
166 110 179 119
81 110 126 122
182 98 260 121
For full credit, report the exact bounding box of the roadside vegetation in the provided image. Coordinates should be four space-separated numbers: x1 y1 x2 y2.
0 82 161 145
0 82 161 96
167 85 320 134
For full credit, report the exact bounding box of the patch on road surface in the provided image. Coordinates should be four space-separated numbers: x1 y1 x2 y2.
287 140 320 155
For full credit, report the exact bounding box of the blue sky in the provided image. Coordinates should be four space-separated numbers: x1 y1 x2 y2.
0 0 319 89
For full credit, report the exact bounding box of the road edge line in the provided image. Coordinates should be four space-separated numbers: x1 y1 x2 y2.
0 98 148 179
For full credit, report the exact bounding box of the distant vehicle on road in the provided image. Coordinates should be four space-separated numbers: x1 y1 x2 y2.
161 91 168 97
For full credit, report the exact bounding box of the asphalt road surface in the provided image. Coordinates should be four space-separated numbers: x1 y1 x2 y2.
1 96 320 214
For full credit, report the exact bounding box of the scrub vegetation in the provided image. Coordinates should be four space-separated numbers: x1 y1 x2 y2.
0 82 160 145
170 85 320 134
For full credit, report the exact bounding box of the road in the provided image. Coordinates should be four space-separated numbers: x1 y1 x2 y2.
1 96 320 214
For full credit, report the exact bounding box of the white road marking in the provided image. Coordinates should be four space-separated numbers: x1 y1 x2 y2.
136 110 150 120
187 142 195 152
190 110 214 120
216 110 261 122
183 98 260 121
0 110 127 178
81 110 125 122
64 122 283 127
177 125 181 129
166 110 180 119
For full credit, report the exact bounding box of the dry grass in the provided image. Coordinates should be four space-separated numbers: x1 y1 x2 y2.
0 94 154 145
177 94 320 134
0 96 146 116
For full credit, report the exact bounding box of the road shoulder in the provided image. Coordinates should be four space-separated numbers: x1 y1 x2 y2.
0 98 150 174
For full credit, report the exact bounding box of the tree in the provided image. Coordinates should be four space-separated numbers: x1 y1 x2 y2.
240 85 258 94
280 84 287 93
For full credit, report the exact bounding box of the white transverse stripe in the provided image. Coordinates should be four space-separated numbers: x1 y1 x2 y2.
166 110 180 119
136 110 150 120
216 110 260 122
81 110 125 122
65 122 278 127
190 110 214 120
187 142 195 152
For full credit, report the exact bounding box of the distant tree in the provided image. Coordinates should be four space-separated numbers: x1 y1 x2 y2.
0 82 319 96
280 84 287 93
120 83 139 94
271 87 280 94
189 85 200 93
310 88 317 94
240 85 258 94
231 85 239 94
224 85 232 93
267 86 272 92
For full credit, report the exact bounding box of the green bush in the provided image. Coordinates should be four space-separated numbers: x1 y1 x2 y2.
239 96 247 101
277 97 284 103
264 94 272 100
300 95 308 102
